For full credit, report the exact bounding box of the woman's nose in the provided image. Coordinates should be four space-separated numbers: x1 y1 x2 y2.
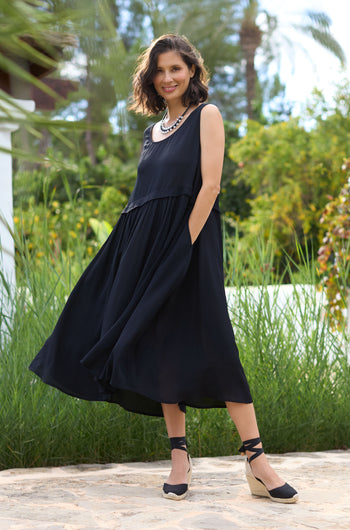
163 70 172 82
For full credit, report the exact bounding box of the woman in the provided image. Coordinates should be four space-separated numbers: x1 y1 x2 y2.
29 34 298 504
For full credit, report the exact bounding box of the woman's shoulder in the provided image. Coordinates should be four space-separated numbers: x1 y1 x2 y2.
200 103 222 118
200 103 223 128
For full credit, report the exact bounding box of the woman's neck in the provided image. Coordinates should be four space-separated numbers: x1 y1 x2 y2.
166 101 190 122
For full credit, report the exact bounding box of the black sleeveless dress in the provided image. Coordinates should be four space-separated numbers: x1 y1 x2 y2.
29 103 252 417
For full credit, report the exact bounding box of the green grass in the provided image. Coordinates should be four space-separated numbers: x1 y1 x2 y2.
224 231 350 453
0 208 349 470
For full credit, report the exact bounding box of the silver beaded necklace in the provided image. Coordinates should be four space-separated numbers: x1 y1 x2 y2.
160 104 191 134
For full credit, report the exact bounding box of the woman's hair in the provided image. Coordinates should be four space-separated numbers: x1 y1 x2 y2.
128 34 209 115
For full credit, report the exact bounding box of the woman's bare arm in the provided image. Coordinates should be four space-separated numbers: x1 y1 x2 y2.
188 104 224 244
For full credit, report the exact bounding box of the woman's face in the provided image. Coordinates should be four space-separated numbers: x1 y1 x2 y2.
153 50 195 104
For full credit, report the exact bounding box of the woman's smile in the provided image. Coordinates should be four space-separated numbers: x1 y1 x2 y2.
162 86 177 93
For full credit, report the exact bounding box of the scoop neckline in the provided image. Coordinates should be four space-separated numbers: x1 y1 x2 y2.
149 103 206 144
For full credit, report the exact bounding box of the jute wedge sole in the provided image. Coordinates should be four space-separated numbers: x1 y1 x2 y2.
245 459 299 504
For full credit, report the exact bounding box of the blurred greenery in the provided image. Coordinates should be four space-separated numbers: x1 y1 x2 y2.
2 1 345 161
227 83 350 274
2 1 347 257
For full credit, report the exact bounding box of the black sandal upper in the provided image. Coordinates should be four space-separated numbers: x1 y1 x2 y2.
239 436 264 463
169 435 188 453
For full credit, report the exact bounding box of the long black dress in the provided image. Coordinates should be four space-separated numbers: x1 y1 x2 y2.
29 103 253 417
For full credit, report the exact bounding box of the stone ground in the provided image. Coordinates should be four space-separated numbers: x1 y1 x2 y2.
1 450 349 530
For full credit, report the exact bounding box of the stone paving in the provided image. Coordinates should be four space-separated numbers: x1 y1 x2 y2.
1 450 349 529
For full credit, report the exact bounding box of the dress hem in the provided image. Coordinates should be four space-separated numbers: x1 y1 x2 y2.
29 365 253 418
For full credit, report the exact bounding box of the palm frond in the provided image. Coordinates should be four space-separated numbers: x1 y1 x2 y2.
297 24 347 67
304 11 332 30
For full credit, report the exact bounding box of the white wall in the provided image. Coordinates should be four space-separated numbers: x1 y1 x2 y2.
0 98 35 339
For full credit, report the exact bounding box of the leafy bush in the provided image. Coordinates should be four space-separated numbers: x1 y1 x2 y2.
317 159 350 331
13 171 129 277
228 85 350 268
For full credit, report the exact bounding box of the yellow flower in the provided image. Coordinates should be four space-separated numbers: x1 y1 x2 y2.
76 222 82 229
68 250 74 257
36 251 44 258
94 208 99 215
69 230 77 239
80 217 85 223
14 216 20 224
28 242 33 250
34 215 40 222
52 201 59 209
87 246 93 256
50 231 58 239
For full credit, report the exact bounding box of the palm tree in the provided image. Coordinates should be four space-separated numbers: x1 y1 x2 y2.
239 1 263 120
239 0 346 120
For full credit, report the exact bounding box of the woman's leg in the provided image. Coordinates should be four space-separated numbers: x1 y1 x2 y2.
225 401 285 490
161 403 190 485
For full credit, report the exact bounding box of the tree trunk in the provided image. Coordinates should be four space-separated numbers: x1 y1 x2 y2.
239 23 262 121
245 51 257 120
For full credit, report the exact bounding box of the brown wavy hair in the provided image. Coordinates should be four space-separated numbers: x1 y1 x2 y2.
128 34 209 116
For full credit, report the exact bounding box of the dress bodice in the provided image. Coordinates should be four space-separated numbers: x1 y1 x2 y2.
121 103 220 214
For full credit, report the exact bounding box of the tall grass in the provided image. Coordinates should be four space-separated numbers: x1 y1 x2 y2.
224 230 350 453
0 204 349 470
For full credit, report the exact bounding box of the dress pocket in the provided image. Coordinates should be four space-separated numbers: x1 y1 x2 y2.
186 221 193 247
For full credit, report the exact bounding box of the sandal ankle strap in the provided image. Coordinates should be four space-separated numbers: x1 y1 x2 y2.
169 436 188 452
239 437 264 463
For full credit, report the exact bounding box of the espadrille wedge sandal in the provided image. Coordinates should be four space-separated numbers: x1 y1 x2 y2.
239 437 298 504
162 436 192 500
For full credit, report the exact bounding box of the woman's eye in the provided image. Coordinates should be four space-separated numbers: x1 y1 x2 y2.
156 67 180 73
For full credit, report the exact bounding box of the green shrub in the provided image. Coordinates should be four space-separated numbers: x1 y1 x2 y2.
317 159 350 331
228 85 350 268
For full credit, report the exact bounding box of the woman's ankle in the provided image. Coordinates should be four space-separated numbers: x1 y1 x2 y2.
249 455 285 488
